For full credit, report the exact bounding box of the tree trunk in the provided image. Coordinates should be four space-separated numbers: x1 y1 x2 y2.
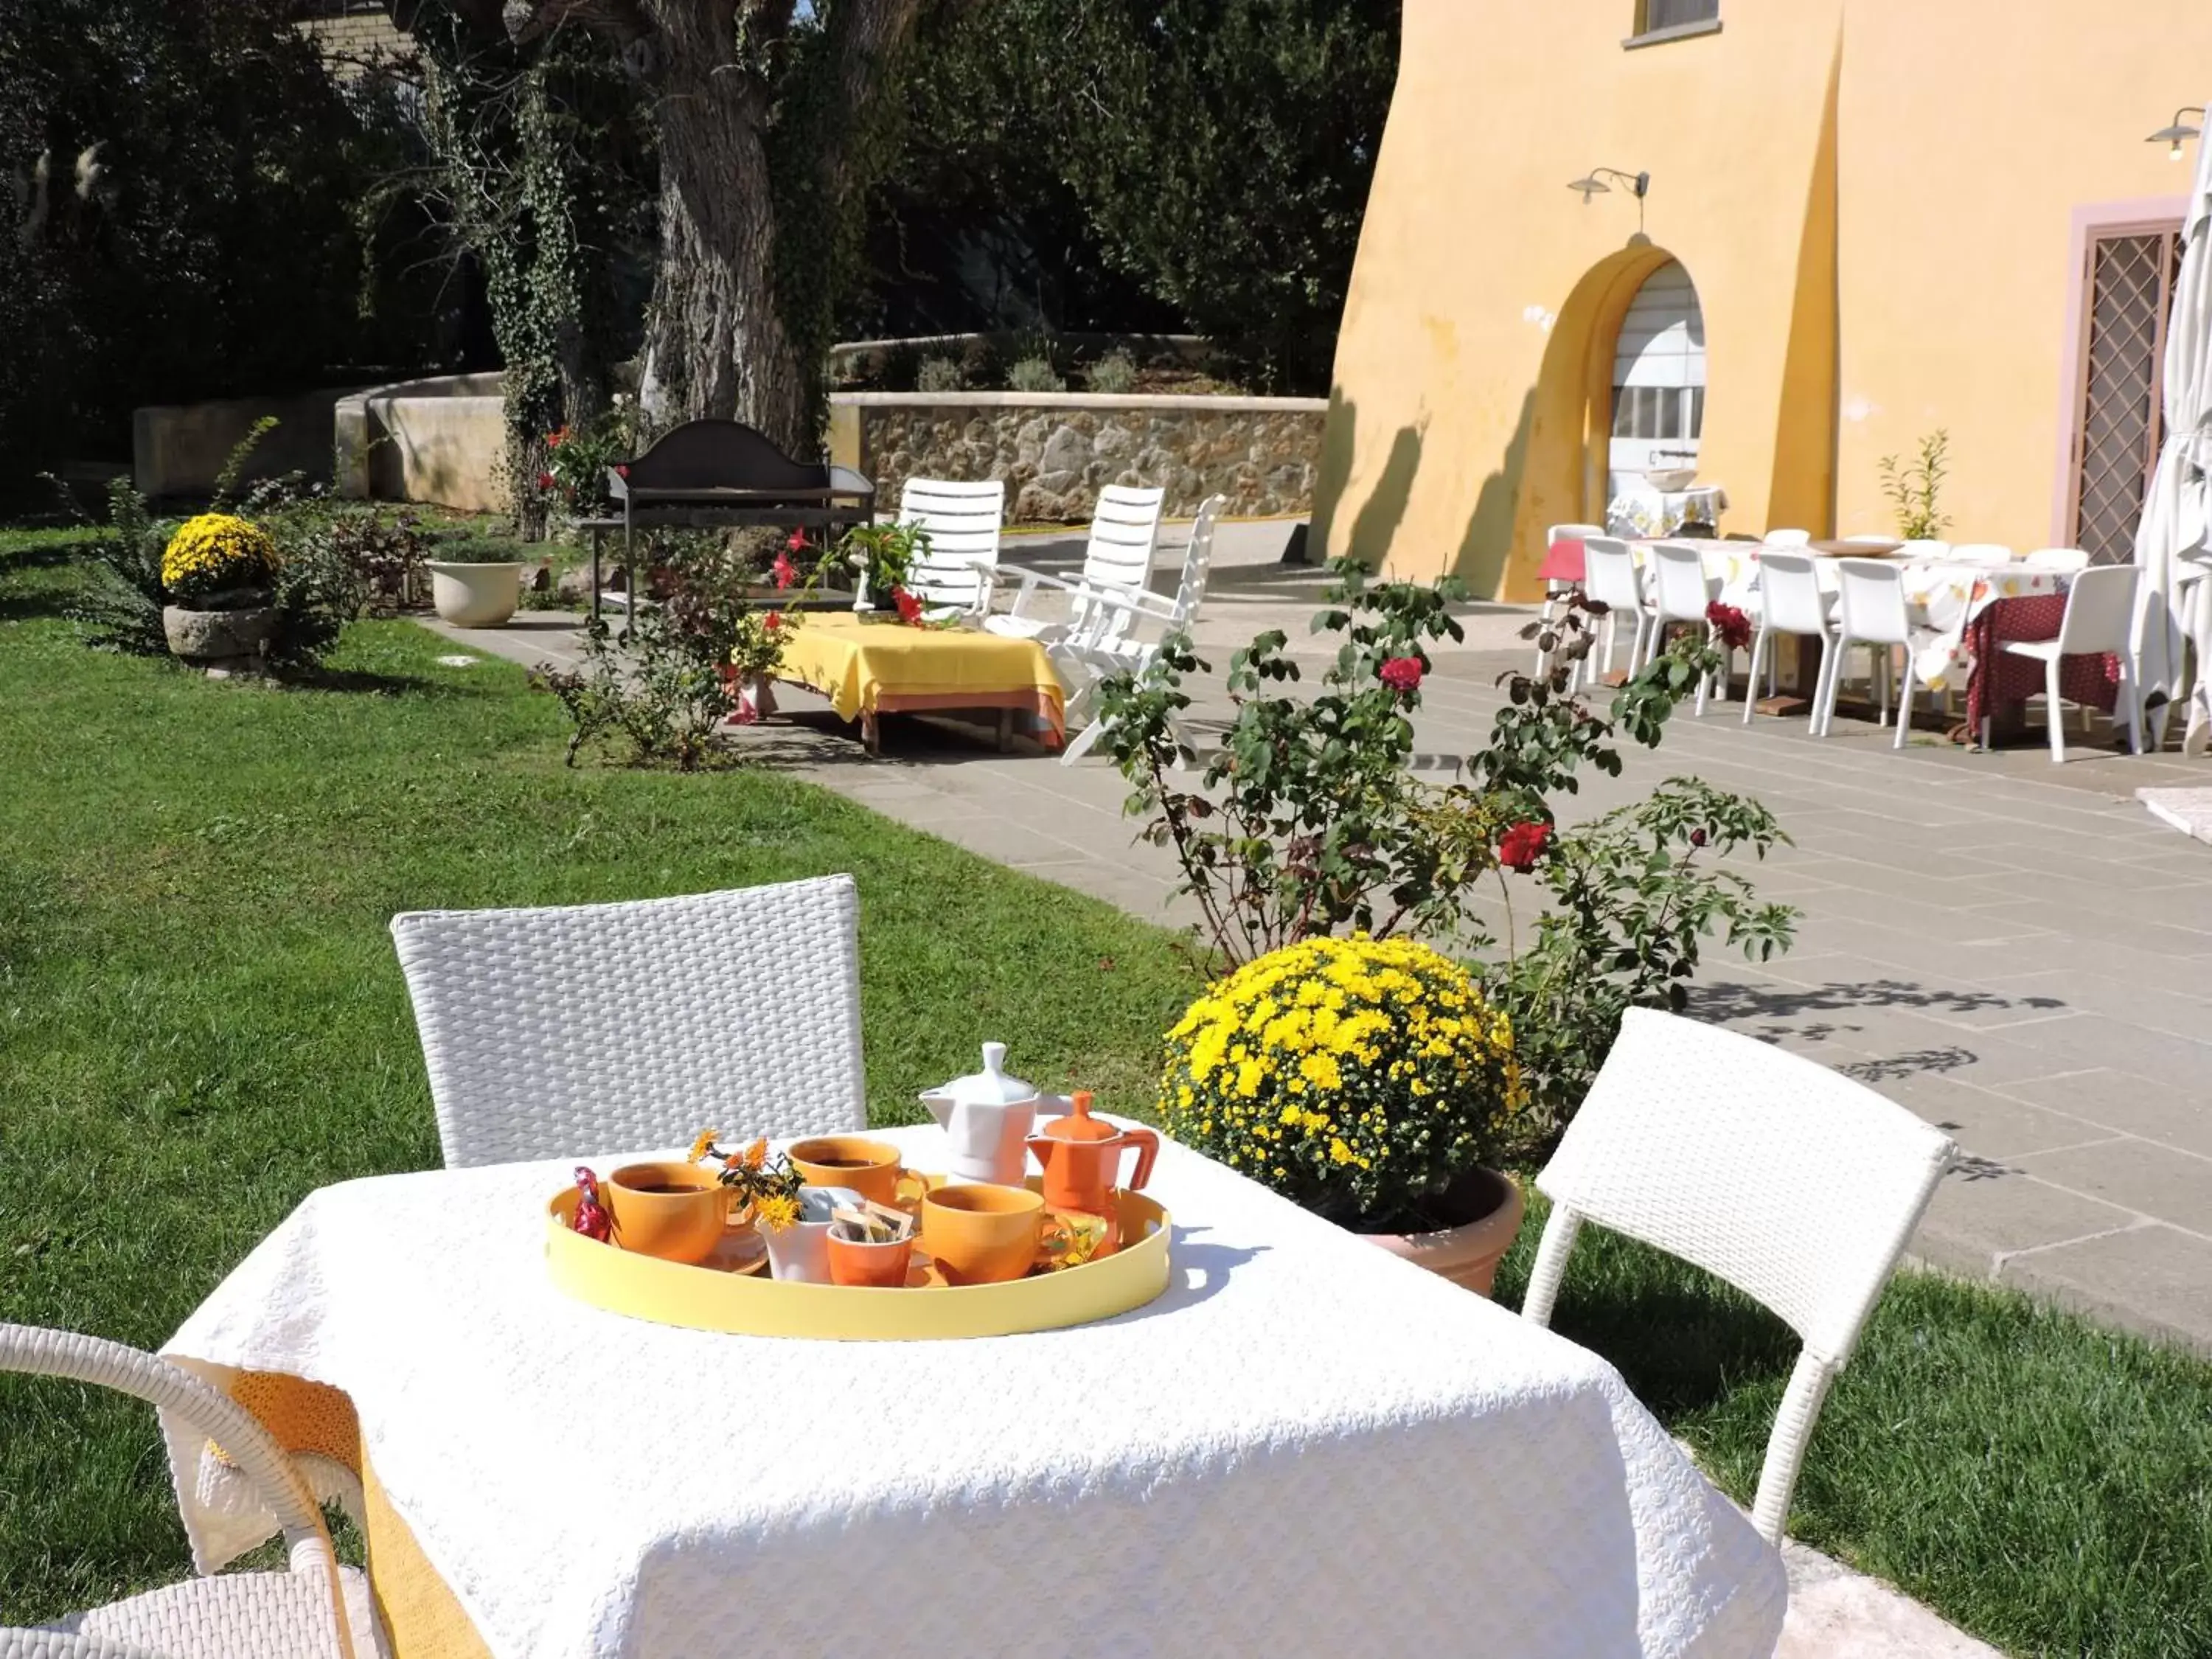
639 7 810 453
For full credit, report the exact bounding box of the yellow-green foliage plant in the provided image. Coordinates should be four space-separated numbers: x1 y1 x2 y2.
1158 935 1524 1231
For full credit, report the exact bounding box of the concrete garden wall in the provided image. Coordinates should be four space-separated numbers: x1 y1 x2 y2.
828 391 1326 522
133 386 373 498
336 373 507 514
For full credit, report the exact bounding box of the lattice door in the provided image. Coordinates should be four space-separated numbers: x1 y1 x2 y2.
2069 228 2183 564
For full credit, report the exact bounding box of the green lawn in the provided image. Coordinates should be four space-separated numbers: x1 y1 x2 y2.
2 540 2208 1655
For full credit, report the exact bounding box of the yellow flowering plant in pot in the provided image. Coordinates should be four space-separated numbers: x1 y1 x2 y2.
159 513 282 667
1158 935 1528 1292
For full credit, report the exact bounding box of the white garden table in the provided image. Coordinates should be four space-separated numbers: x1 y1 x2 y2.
159 1126 1786 1658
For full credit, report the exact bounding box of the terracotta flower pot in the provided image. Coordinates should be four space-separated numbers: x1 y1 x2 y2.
1361 1166 1525 1296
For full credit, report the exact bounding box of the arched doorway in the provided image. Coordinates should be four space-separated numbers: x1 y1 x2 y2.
1607 260 1706 501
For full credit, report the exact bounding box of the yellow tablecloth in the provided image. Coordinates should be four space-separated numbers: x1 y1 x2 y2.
774 613 1062 745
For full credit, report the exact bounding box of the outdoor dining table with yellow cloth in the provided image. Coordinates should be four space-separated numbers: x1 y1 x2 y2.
774 613 1064 748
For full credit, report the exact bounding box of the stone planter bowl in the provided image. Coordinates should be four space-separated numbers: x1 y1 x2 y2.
425 560 527 627
1363 1167 1526 1295
162 595 276 669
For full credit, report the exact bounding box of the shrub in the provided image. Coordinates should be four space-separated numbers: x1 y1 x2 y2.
434 536 536 564
1160 936 1523 1231
63 477 170 655
915 355 967 393
1098 563 1795 1151
1879 429 1952 542
1006 355 1065 393
160 515 279 604
1082 348 1138 394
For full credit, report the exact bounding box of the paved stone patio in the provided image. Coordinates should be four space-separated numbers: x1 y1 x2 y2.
439 524 2212 1358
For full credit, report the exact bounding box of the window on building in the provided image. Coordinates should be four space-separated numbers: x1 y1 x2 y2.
1639 0 1720 31
2068 226 2185 565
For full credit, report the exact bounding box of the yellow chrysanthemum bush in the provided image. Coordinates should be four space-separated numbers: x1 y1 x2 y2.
1161 936 1525 1230
161 513 279 605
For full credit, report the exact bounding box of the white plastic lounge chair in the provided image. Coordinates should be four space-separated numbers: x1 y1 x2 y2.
1053 495 1225 765
391 875 866 1167
0 1324 371 1659
1520 1009 1954 1545
897 478 1005 618
989 486 1167 647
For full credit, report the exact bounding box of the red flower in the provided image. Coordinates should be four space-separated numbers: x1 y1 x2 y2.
771 551 798 590
764 610 784 631
893 586 924 625
614 462 629 479
536 472 555 490
546 428 566 450
569 1167 610 1241
1498 820 1553 873
1705 601 1753 653
1378 655 1425 695
786 529 808 552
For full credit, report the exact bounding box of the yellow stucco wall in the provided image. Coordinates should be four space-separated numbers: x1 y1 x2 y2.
1319 0 2211 599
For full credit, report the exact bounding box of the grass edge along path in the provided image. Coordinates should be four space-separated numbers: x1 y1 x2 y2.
1 546 2208 1655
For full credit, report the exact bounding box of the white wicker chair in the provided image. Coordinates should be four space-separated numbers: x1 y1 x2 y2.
1520 1009 1955 1545
391 875 868 1168
0 1325 368 1659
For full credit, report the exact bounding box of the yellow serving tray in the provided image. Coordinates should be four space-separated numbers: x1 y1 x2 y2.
545 1183 1171 1341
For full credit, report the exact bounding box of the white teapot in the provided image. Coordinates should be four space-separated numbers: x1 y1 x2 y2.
919 1042 1044 1186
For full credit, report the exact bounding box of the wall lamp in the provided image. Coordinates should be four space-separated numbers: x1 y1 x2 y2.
1567 167 1650 203
2146 107 2205 161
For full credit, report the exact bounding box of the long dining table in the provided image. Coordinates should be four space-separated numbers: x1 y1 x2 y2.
156 1123 1787 1658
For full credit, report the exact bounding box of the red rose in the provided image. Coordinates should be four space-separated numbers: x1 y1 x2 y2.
1705 601 1753 653
535 472 555 490
1498 820 1553 873
614 462 628 479
893 586 924 625
546 428 566 449
1379 655 1425 695
771 551 798 590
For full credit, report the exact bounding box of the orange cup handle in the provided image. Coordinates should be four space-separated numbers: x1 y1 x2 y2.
894 1169 931 1211
1118 1125 1160 1192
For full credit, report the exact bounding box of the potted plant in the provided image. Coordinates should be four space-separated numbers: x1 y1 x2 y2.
425 536 533 627
831 521 928 613
725 606 799 724
1158 935 1528 1291
160 512 281 669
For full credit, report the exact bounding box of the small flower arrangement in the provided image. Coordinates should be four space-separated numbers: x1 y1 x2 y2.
832 521 930 604
161 513 279 605
1158 936 1524 1231
730 608 799 680
539 411 633 513
689 1130 806 1231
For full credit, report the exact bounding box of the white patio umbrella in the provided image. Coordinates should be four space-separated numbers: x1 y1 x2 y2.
2136 106 2212 745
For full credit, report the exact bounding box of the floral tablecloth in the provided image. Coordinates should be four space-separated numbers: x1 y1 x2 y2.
1606 483 1730 538
1893 564 2064 695
159 1127 1786 1659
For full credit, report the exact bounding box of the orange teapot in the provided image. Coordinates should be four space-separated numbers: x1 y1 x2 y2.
1026 1092 1158 1215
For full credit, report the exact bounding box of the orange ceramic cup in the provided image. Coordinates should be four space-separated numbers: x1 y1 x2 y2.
604 1162 728 1265
788 1137 930 1210
826 1231 917 1289
920 1183 1045 1285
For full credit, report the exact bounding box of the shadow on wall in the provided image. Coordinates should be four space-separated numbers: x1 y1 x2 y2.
1454 388 1538 598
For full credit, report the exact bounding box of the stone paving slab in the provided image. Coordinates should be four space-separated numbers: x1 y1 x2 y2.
423 528 2212 1357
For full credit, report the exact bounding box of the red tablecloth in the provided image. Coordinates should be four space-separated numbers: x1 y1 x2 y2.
1964 593 2118 736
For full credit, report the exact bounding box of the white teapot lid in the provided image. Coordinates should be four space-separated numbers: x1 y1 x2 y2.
931 1041 1037 1106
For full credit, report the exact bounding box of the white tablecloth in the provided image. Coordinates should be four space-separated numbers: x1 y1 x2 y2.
1609 484 1731 538
161 1127 1785 1658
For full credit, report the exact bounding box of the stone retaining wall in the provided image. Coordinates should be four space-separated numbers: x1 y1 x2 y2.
830 392 1326 522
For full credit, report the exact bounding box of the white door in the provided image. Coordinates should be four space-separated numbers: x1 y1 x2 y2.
1607 260 1706 498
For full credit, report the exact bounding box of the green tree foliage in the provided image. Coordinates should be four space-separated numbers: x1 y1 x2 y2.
0 0 438 487
886 0 1398 391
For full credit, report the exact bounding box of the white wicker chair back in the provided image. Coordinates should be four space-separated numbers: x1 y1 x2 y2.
391 875 867 1168
1520 1009 1953 1543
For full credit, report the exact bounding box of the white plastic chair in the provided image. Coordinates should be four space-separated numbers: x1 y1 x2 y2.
1947 543 2014 567
1520 1009 1955 1545
1998 565 2144 762
1741 552 1835 726
1054 496 1225 765
0 1325 369 1659
390 875 867 1167
1536 521 1607 684
2023 547 2092 573
1818 558 1925 747
897 478 1005 617
987 486 1166 647
1578 536 1652 690
1646 541 1725 712
1763 528 1813 548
